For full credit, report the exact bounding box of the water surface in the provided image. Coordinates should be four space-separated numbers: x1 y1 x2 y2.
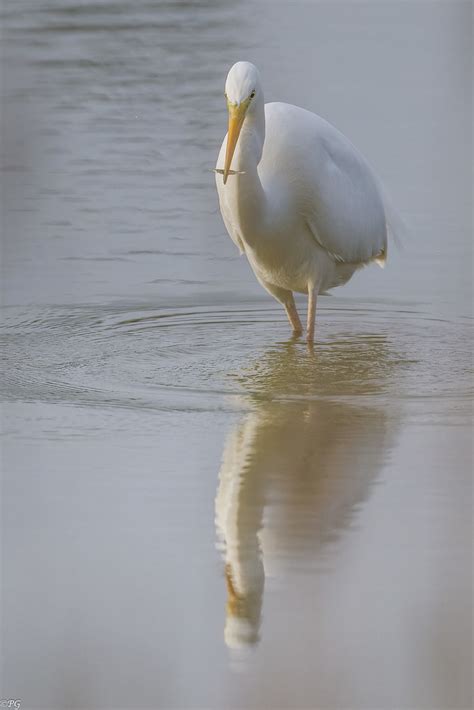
1 1 472 708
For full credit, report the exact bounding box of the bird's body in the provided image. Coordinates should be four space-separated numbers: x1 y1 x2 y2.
215 62 390 342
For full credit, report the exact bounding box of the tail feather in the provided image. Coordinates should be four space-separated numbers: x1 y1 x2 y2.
379 180 409 251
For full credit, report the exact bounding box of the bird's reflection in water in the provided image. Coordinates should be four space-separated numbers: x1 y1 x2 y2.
215 334 400 649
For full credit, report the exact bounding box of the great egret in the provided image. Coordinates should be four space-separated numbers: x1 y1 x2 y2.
215 61 390 343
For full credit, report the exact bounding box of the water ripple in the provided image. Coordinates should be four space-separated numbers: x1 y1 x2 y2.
1 301 471 419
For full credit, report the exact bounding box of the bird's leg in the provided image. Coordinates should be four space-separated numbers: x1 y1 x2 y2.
284 294 303 337
306 286 318 344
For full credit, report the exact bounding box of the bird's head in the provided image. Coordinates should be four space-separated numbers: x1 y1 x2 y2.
224 563 262 648
222 61 262 184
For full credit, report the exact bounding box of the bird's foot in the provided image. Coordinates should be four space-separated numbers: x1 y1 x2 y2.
306 286 317 348
284 298 303 338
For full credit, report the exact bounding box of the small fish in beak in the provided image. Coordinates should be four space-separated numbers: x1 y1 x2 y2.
213 168 245 176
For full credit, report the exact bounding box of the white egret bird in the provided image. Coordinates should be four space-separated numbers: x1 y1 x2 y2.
215 61 390 343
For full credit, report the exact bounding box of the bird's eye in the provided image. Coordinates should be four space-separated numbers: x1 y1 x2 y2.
250 90 256 99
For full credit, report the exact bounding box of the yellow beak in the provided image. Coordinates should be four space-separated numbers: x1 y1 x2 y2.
223 102 247 184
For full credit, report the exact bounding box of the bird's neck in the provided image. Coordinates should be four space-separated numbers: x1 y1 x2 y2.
228 99 267 242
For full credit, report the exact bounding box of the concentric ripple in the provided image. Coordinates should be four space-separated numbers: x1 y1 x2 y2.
1 298 472 420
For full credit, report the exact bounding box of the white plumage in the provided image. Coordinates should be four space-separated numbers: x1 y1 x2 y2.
216 61 390 342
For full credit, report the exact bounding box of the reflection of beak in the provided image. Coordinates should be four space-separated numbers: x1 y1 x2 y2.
225 563 243 615
223 103 247 185
225 563 244 616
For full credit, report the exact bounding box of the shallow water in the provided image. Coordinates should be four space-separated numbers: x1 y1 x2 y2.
1 1 472 708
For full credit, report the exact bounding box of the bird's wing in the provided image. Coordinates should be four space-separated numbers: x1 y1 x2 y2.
302 118 388 265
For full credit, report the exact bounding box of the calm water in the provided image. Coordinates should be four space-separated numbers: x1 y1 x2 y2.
1 1 472 708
